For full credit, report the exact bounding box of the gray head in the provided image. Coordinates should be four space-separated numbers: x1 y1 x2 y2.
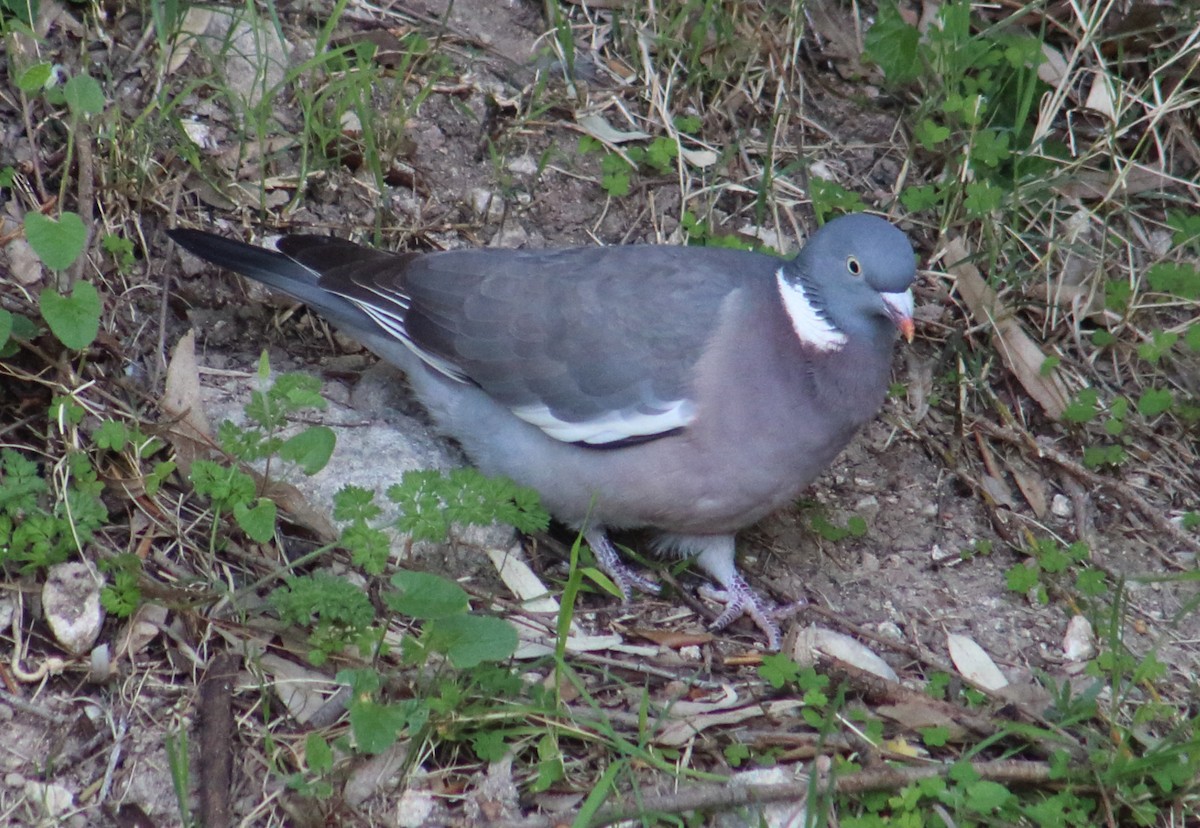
780 213 917 345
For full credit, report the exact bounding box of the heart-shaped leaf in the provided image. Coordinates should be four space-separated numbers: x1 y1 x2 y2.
39 281 100 350
25 211 87 271
387 571 468 620
279 426 336 474
234 497 277 543
64 74 105 116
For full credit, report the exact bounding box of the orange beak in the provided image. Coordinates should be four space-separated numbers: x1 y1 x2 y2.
883 290 915 343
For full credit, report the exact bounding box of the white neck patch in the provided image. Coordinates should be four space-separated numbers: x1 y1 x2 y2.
776 267 848 352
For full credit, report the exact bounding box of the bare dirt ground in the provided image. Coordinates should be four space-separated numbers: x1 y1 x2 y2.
1 0 1197 825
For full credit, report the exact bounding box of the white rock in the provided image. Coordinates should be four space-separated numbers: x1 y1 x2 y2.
506 155 538 176
24 781 74 817
395 788 436 827
1051 494 1072 518
1062 615 1097 661
42 562 104 656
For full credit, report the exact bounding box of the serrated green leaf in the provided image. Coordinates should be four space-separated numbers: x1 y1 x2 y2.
1075 568 1107 597
26 211 87 272
387 570 469 619
1166 210 1200 251
900 184 940 212
1137 330 1179 364
1082 444 1125 468
1146 262 1200 300
970 129 1011 167
1005 562 1039 592
1187 325 1200 351
965 779 1013 813
348 699 412 754
304 733 334 772
915 118 951 150
94 420 130 451
471 730 509 762
280 426 336 474
1062 388 1099 423
0 309 11 350
963 181 1003 217
1137 388 1173 417
863 2 921 84
332 485 381 522
39 281 100 349
920 725 950 747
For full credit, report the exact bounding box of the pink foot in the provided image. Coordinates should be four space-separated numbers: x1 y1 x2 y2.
699 575 806 650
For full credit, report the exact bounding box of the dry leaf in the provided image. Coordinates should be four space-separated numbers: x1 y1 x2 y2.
167 6 216 74
627 628 715 649
1083 72 1118 121
680 147 718 168
259 653 337 724
947 632 1008 690
945 237 1070 419
114 603 168 659
344 742 411 808
792 625 899 682
1037 42 1069 86
485 545 558 613
1008 460 1049 518
1052 164 1173 201
980 474 1017 509
261 478 337 541
576 112 651 144
877 701 968 740
160 330 212 475
656 700 804 747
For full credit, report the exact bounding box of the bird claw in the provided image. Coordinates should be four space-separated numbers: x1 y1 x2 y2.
585 530 661 600
698 579 805 651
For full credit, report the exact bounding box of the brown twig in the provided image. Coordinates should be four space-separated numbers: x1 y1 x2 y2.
974 419 1200 558
198 651 241 828
490 759 1055 828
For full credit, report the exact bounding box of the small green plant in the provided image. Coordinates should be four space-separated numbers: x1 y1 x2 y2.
809 178 866 223
1005 536 1106 604
174 356 557 782
187 354 335 546
866 0 1050 224
577 126 699 200
15 62 104 285
0 437 107 575
798 502 869 543
679 210 757 251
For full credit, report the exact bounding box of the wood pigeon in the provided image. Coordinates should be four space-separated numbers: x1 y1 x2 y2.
169 213 916 649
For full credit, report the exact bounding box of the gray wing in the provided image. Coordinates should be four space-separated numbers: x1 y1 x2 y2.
289 242 777 446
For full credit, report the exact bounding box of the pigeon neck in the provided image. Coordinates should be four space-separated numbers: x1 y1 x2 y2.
774 267 848 353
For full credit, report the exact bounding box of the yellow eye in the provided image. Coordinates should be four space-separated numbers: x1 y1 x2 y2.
847 256 862 276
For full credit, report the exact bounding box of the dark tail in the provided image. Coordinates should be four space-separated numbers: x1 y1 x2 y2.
167 229 376 333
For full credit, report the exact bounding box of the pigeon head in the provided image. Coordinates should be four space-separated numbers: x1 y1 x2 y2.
778 213 917 349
